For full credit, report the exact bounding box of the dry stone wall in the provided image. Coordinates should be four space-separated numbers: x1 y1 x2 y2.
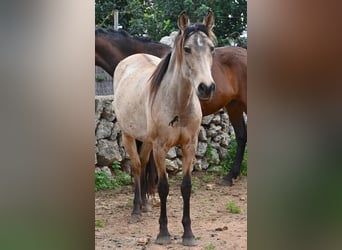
95 95 233 172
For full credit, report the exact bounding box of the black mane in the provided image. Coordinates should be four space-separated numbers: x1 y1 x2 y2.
95 27 154 43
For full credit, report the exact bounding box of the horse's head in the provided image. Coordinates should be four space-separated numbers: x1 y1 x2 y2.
176 10 216 100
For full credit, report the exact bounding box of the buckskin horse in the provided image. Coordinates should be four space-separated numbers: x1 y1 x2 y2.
113 11 216 245
95 26 247 186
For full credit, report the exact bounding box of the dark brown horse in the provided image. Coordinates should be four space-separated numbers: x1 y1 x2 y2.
95 27 247 187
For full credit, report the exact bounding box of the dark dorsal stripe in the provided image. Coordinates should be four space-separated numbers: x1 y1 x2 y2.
95 28 155 43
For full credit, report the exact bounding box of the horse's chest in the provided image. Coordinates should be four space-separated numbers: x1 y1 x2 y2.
159 117 200 145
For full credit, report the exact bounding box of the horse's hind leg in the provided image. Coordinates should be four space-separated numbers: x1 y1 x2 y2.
180 141 197 246
122 133 142 223
138 142 153 212
223 103 247 186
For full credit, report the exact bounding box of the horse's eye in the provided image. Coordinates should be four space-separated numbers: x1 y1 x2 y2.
184 47 191 54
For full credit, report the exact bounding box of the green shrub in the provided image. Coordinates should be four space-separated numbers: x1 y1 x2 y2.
220 135 247 176
95 161 132 191
95 220 104 228
95 170 113 191
111 161 131 187
206 243 215 250
226 201 241 214
205 143 217 165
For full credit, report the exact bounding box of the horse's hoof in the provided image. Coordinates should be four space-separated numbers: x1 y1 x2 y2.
182 236 197 246
220 177 233 186
129 214 142 223
142 203 152 212
155 234 171 245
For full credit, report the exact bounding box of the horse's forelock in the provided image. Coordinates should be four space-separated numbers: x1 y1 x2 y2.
174 23 215 64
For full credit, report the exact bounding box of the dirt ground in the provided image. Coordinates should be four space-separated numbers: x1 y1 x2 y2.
95 172 247 250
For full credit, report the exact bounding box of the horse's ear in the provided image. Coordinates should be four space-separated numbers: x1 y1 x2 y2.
178 10 190 32
203 10 215 30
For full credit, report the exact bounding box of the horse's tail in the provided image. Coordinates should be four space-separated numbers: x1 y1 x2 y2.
135 140 158 196
145 152 158 196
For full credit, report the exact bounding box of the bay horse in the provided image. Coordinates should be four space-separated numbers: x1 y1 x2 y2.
113 11 216 246
95 24 247 187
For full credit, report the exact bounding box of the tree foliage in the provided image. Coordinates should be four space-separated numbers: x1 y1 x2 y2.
95 0 247 47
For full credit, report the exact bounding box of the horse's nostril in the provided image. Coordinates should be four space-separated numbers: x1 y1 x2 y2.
198 83 206 93
210 83 216 92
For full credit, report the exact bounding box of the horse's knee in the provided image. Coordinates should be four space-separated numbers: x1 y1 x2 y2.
130 159 141 177
158 175 169 197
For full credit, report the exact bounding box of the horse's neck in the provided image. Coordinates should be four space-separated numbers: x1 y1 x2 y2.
95 36 170 76
95 38 121 75
162 55 195 113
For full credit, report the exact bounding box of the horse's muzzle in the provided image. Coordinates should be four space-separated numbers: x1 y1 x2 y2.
198 82 216 100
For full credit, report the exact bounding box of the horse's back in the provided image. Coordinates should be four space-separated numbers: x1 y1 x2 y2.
213 46 247 111
113 54 161 141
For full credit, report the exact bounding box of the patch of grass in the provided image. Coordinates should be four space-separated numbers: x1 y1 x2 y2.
226 201 241 214
206 243 215 250
192 176 200 186
95 170 114 191
191 176 200 193
175 171 183 181
207 165 225 176
95 75 105 82
202 174 214 183
195 236 201 240
168 177 177 185
205 143 217 165
220 135 248 176
127 197 134 208
95 220 104 228
111 161 131 188
95 161 132 191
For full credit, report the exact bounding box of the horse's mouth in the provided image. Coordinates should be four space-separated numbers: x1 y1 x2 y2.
198 95 213 101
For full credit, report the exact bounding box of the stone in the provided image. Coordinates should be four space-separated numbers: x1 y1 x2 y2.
212 114 221 124
96 119 114 139
217 147 228 160
213 135 222 143
166 159 178 172
102 102 115 121
175 146 182 157
198 159 210 170
96 139 122 166
175 158 182 169
102 166 112 177
201 114 214 125
166 147 177 159
110 122 121 140
196 142 207 157
198 126 207 141
95 98 103 120
220 133 231 147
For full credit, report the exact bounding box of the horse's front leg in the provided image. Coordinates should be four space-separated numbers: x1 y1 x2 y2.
153 143 171 245
180 141 197 246
122 134 142 223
